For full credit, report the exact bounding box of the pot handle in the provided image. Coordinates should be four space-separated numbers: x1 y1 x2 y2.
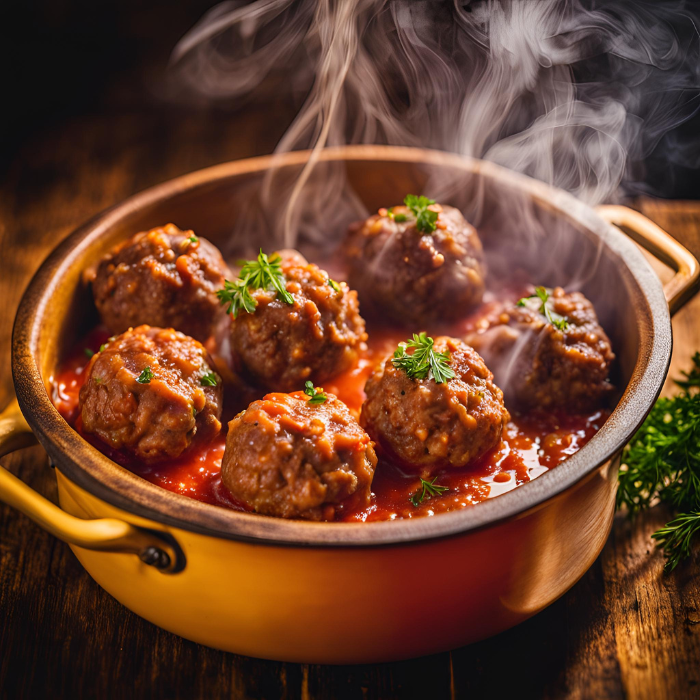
596 205 700 315
0 398 185 574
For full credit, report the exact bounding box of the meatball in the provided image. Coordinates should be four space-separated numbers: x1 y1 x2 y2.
230 251 367 392
466 287 615 410
344 203 485 325
361 337 509 469
90 224 231 343
221 391 377 520
79 325 223 462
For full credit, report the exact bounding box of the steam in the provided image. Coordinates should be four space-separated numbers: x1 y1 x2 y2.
172 0 700 246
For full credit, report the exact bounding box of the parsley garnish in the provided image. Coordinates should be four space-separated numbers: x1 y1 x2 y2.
517 286 569 330
187 235 198 244
217 250 294 318
200 372 218 387
392 333 455 384
618 353 700 570
404 194 438 234
304 380 328 405
99 344 106 353
84 348 94 358
410 477 449 506
328 278 341 293
136 366 155 384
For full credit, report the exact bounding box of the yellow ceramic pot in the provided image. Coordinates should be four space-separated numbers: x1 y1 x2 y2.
1 146 698 663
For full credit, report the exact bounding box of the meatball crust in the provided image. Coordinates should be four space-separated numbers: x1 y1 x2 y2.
79 325 223 463
231 252 367 392
91 224 231 343
466 287 615 410
361 337 509 469
221 391 377 520
344 203 485 325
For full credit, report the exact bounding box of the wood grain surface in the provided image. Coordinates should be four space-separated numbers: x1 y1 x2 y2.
2 104 700 700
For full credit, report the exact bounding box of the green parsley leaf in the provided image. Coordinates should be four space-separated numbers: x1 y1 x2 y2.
618 353 700 570
217 250 293 318
84 348 94 358
187 235 198 244
391 332 455 384
200 372 218 387
136 366 155 384
304 380 328 405
99 344 106 353
517 286 569 330
404 194 438 234
410 477 449 506
328 278 341 293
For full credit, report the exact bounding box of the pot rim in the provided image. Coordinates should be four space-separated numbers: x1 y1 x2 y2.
11 145 671 547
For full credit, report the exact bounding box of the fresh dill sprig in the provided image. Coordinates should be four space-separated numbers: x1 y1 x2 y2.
410 477 449 506
392 332 455 384
517 286 569 330
618 353 700 571
404 194 438 234
217 250 294 318
651 512 700 572
304 380 328 405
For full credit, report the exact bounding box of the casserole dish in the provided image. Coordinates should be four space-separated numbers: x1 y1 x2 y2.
1 145 698 663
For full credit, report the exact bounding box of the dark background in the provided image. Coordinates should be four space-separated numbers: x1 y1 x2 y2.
2 0 700 198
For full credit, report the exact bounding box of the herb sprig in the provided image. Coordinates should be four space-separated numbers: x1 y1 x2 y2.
304 380 328 405
517 286 569 330
410 477 449 506
217 250 294 318
404 194 438 234
392 333 455 384
618 353 700 570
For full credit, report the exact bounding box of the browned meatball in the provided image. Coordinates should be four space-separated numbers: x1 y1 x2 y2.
230 252 367 392
344 203 485 325
221 391 377 520
90 224 231 343
79 326 223 462
466 287 615 410
361 337 508 469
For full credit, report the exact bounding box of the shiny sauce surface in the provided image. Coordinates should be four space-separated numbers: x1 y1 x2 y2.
52 312 608 522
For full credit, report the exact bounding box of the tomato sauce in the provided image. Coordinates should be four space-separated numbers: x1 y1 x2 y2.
52 316 608 522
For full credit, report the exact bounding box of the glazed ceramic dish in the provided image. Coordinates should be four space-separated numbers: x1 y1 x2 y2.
1 146 698 663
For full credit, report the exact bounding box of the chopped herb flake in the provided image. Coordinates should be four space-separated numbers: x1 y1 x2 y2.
200 372 218 387
304 380 328 405
136 366 155 384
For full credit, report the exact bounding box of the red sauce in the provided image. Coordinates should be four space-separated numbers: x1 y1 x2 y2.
52 313 608 522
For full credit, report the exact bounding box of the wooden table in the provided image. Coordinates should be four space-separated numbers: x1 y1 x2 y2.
1 110 699 699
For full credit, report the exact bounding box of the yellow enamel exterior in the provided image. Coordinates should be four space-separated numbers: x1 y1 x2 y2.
56 458 618 664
